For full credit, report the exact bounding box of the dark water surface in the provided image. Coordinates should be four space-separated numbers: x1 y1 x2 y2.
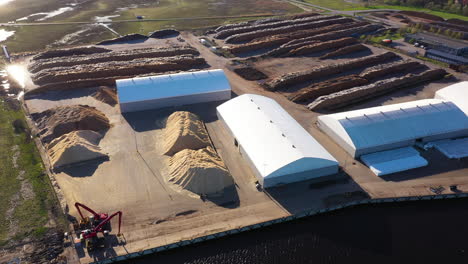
122 199 468 264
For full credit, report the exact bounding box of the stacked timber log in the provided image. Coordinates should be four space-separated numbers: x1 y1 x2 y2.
229 22 367 55
359 60 424 80
215 15 340 39
213 13 318 33
266 52 399 91
33 46 111 60
288 75 368 103
288 60 427 103
265 24 380 57
29 47 200 73
308 69 447 110
288 37 358 56
320 44 369 59
32 56 206 85
225 17 353 44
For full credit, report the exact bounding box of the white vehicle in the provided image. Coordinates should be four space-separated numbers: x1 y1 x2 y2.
199 38 210 47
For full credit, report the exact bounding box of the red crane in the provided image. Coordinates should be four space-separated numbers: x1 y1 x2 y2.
74 202 123 252
81 211 123 239
75 202 109 222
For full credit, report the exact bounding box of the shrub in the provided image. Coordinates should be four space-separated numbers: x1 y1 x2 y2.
12 119 26 134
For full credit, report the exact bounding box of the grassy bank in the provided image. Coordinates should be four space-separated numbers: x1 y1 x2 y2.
0 97 59 245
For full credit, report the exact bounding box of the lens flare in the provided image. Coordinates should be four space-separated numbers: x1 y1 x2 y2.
6 64 27 89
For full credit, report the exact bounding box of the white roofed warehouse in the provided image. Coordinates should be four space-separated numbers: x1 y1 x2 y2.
317 99 468 158
117 69 231 113
217 94 339 188
435 81 468 116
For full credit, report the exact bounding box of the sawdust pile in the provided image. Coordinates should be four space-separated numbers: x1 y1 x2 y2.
168 147 233 195
47 130 107 168
163 111 210 156
31 105 110 143
92 87 118 106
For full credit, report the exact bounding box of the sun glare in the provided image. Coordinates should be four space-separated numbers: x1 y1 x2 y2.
6 64 27 89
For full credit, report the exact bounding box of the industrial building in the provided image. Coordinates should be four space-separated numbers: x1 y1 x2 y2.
435 81 468 116
405 32 468 65
217 94 339 188
317 99 468 158
117 69 231 113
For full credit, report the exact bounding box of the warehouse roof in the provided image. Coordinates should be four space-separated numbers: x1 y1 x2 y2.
435 81 468 116
406 32 468 49
217 94 338 179
425 49 468 64
116 69 231 104
318 99 468 155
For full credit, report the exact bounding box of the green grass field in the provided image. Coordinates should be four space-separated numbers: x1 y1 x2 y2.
365 5 468 21
0 98 58 245
0 0 302 53
303 0 364 10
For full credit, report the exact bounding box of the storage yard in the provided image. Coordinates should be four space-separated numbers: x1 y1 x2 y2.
3 11 467 263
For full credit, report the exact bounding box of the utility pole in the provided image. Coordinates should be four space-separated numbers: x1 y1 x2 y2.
2 45 11 63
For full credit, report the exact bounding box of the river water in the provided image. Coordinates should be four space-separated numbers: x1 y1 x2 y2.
123 198 468 264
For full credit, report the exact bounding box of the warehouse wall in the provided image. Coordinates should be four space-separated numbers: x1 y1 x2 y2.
120 90 231 113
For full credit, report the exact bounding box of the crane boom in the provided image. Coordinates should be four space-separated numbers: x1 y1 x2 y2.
75 202 108 221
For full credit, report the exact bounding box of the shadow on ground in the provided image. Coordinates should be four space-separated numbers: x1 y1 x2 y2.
381 149 468 182
205 185 240 209
266 171 368 214
58 157 109 177
122 100 229 132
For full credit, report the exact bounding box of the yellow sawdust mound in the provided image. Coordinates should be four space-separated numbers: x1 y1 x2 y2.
163 111 210 156
47 130 107 168
168 147 233 195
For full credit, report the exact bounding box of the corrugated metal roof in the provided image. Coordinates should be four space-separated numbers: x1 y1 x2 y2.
360 146 428 176
435 81 468 116
407 32 468 49
425 49 468 64
116 69 231 103
217 94 338 179
428 138 468 159
318 99 468 155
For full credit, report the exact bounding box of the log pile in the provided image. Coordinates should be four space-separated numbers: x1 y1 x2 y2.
225 17 353 44
228 22 367 55
288 75 368 103
29 46 200 73
308 69 447 110
265 24 380 57
320 44 369 59
359 60 424 80
32 56 207 85
215 15 339 39
266 52 399 91
33 46 111 60
288 37 358 56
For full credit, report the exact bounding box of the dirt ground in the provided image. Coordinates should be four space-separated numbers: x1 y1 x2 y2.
22 32 468 263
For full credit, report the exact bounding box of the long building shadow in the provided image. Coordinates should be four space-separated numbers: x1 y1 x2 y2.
122 100 228 133
265 171 369 215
